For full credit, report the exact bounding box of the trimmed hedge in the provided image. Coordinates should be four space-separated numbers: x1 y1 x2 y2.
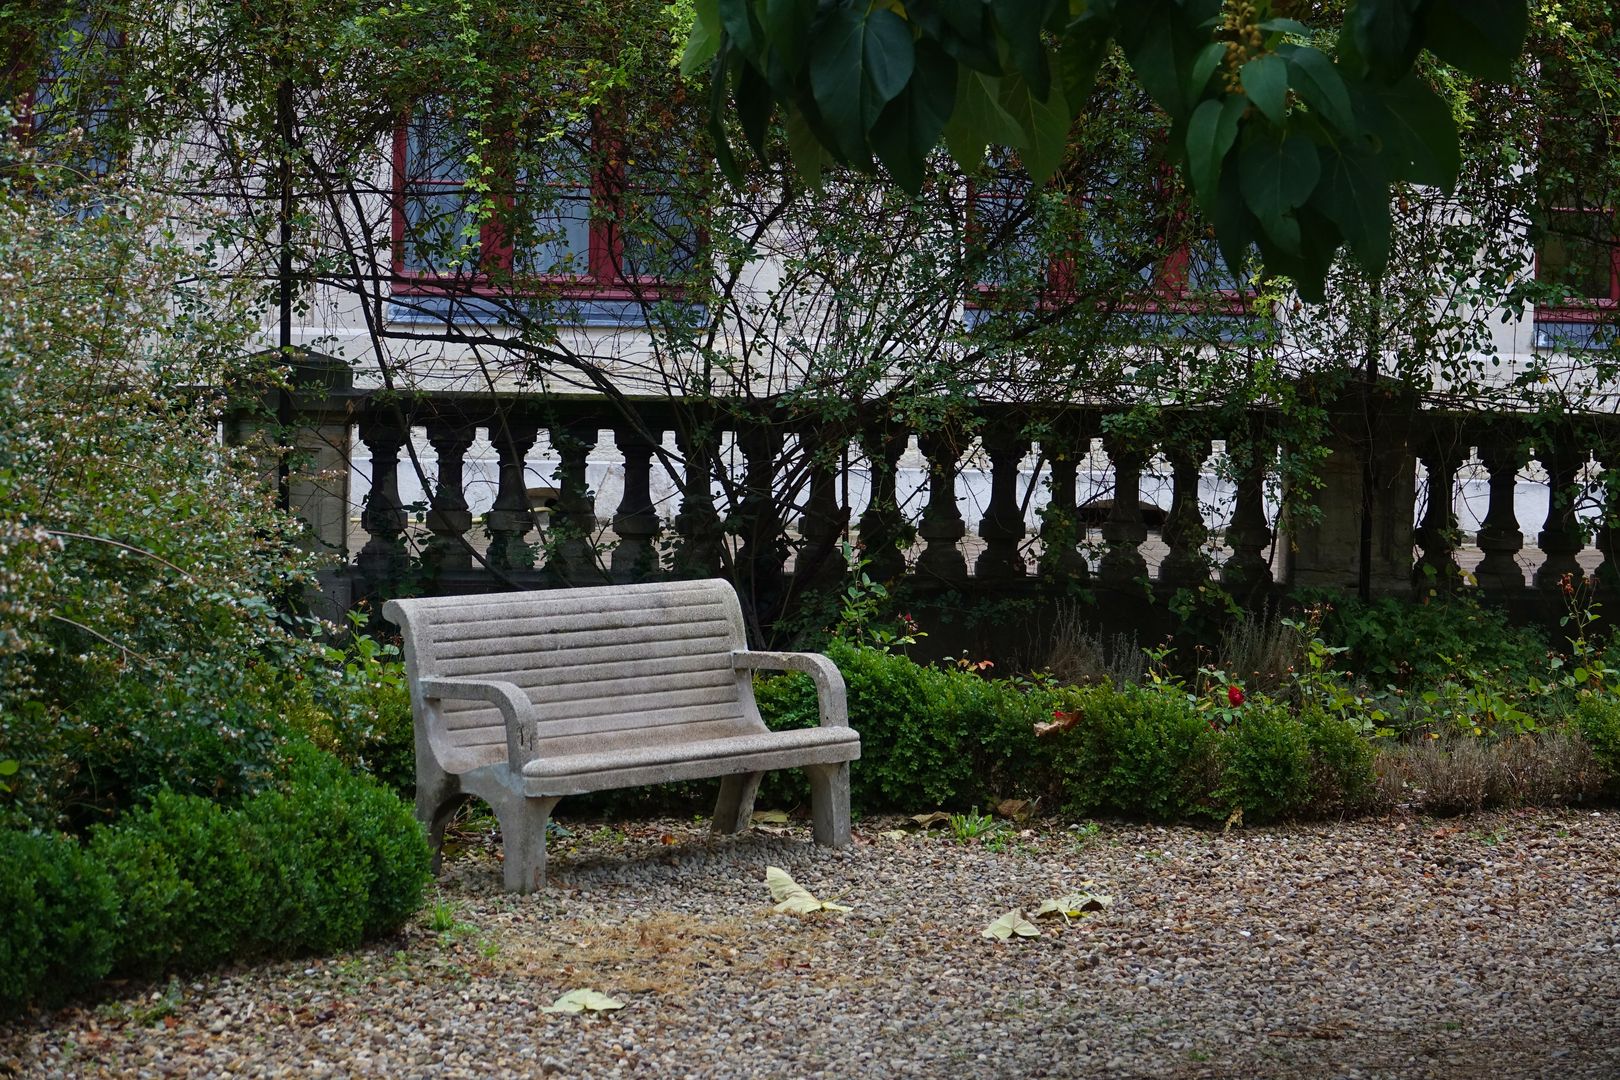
2 748 431 1016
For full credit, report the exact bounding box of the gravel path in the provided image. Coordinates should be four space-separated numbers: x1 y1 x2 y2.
5 807 1620 1079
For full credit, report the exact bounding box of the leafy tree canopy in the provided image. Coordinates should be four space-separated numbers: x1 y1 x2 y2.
685 0 1529 302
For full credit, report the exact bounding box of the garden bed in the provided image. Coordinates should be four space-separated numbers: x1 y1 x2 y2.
6 809 1619 1078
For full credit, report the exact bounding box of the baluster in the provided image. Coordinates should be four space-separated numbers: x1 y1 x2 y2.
1533 438 1588 592
1597 440 1620 592
796 428 847 588
422 417 476 578
857 424 907 581
356 408 409 588
1222 441 1274 597
1097 431 1149 588
610 425 661 583
672 423 725 578
1412 426 1465 591
547 422 600 584
917 429 968 580
1159 436 1211 589
735 424 787 603
975 423 1030 579
1475 441 1529 592
1037 416 1090 580
486 418 541 574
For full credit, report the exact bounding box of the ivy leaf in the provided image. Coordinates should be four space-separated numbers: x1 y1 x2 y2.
809 4 915 162
1240 54 1289 127
1185 94 1245 213
540 989 625 1014
982 909 1041 940
1422 0 1526 81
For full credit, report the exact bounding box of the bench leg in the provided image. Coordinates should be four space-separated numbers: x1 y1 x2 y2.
805 762 852 849
416 778 461 875
712 771 764 835
494 794 562 894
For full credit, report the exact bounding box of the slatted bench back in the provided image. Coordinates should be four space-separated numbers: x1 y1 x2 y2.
388 580 756 773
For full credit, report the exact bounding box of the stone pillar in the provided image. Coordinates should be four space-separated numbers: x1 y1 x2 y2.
1284 395 1415 595
355 408 410 590
610 425 662 583
916 429 968 581
547 422 600 584
1097 432 1149 589
486 419 541 574
1160 436 1212 589
975 424 1030 579
1474 436 1528 593
672 423 725 579
423 418 477 578
856 424 907 581
1412 423 1465 592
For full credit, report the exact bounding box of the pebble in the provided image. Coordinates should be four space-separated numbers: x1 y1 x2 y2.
5 808 1620 1077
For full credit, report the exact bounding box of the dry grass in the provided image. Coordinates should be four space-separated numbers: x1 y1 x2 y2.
496 913 838 994
1217 606 1305 695
1047 602 1145 688
1374 728 1609 815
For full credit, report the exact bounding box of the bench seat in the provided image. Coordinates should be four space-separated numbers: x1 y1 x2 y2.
384 579 860 892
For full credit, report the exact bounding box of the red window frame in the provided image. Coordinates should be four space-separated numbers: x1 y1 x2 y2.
389 107 687 303
965 154 1250 317
1534 206 1620 323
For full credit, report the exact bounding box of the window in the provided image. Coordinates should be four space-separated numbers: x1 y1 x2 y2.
390 99 699 319
965 149 1248 317
5 10 122 171
1533 71 1618 345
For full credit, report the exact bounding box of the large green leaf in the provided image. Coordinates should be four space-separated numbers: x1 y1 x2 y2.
1185 94 1245 212
1240 54 1289 127
1311 144 1392 273
784 104 830 188
809 5 915 162
1345 0 1423 81
1279 44 1356 134
761 0 816 75
1356 73 1460 189
679 0 721 76
717 0 762 59
990 0 1053 99
871 40 958 192
998 68 1070 184
943 70 1023 171
937 0 987 38
1186 41 1228 100
1239 134 1320 254
1422 0 1526 81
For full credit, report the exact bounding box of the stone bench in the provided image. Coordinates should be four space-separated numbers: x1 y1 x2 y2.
383 579 860 892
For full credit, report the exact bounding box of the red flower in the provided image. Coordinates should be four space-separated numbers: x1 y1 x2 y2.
1227 685 1245 708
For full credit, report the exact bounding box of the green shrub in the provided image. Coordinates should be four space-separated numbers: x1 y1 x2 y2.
0 830 119 1015
1315 594 1549 691
244 747 431 953
1573 695 1620 792
88 791 259 976
1217 703 1312 822
1299 707 1378 815
1056 684 1222 821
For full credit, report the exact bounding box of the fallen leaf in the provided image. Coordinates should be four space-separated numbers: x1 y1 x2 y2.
540 989 625 1014
1032 887 1112 920
880 829 908 841
982 909 1040 940
909 812 951 830
1034 708 1082 737
1223 805 1244 834
994 798 1034 823
752 809 791 824
659 834 677 845
764 866 851 914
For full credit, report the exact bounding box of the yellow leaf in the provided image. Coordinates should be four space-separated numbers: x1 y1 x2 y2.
909 812 952 829
1032 887 1112 920
751 809 790 824
982 909 1040 940
764 866 851 914
540 989 625 1014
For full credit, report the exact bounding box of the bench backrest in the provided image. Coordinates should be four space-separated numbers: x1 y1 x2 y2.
384 580 758 772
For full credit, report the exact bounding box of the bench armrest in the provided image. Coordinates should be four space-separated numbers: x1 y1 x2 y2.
733 651 848 728
419 676 538 766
